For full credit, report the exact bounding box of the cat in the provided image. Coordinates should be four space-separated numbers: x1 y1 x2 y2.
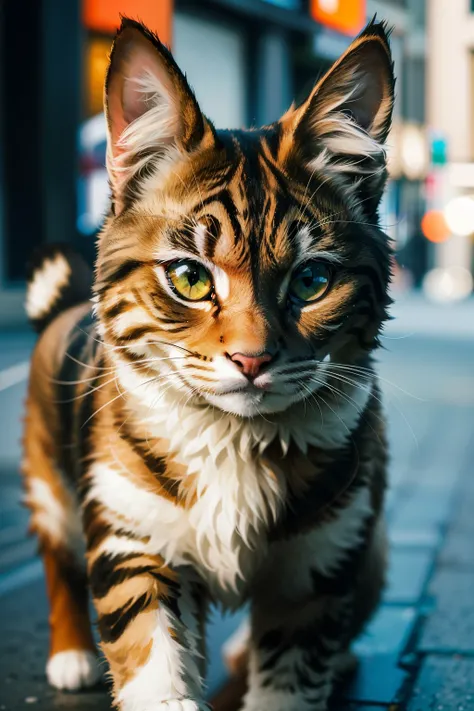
22 16 394 711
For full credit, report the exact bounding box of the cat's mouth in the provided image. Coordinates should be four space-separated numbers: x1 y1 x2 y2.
222 382 272 395
179 356 331 416
195 380 317 417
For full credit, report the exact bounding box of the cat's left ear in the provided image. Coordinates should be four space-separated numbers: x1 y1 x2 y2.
283 20 395 212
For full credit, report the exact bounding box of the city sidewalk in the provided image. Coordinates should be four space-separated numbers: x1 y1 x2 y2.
1 304 474 710
386 291 474 341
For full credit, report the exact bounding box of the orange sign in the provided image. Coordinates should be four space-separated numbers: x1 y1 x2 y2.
83 0 173 45
310 0 366 37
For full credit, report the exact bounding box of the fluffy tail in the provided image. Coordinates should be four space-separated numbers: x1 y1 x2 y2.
25 244 93 333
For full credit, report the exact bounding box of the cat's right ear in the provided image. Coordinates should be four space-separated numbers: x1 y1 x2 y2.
105 18 206 214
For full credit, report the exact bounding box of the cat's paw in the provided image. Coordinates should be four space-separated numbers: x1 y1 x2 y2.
46 649 101 690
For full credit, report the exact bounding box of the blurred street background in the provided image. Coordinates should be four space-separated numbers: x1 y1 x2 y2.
1 0 474 710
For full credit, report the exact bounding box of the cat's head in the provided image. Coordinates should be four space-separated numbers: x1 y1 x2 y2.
95 18 395 418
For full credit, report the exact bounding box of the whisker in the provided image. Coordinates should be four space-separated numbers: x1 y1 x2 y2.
324 365 419 448
75 324 199 358
325 362 424 401
54 375 118 404
51 372 112 386
81 373 178 429
51 355 189 386
64 351 115 372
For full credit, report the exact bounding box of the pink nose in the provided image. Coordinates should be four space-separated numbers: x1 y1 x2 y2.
229 352 274 378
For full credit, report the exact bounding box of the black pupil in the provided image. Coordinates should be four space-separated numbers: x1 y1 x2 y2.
302 265 326 287
187 267 200 286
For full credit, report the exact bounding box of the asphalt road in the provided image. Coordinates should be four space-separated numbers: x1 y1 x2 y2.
1 296 474 710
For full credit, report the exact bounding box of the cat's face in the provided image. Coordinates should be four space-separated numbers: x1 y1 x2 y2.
95 19 395 417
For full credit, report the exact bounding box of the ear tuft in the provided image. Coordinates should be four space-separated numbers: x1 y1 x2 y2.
105 17 206 214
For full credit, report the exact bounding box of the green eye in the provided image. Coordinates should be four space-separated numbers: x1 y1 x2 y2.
288 261 332 303
166 260 213 301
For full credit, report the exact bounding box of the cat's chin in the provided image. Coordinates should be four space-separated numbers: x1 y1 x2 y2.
202 390 303 417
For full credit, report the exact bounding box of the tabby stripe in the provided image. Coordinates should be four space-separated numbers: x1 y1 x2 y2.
259 150 292 193
98 592 150 643
104 300 133 320
201 190 242 244
121 426 183 502
99 259 145 290
202 215 221 260
90 553 137 597
116 326 156 343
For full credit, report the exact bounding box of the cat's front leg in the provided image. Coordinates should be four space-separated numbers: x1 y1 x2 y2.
241 592 353 711
88 543 208 711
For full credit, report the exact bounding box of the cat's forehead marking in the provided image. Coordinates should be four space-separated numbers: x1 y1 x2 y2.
192 223 231 301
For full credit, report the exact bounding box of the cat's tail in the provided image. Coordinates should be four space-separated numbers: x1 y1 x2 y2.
25 243 93 333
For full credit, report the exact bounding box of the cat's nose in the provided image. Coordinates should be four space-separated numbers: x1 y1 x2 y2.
229 351 275 379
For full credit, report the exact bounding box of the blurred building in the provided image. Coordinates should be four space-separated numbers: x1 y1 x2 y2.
0 0 429 326
424 0 474 300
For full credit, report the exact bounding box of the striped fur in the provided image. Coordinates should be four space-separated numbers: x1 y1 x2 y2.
22 17 394 710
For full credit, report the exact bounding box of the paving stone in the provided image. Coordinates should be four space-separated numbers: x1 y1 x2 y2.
407 656 474 711
343 606 415 705
384 548 434 605
344 654 407 705
420 569 474 653
354 606 416 657
333 704 388 710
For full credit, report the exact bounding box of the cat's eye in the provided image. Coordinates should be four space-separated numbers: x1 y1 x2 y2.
166 259 213 301
288 261 332 303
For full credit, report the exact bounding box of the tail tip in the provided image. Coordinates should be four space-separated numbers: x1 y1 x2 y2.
25 244 92 333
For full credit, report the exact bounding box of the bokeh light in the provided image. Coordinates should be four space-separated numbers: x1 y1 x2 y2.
444 196 474 237
421 210 451 243
423 266 473 303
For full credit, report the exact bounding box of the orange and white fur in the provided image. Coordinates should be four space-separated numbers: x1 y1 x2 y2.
22 18 394 711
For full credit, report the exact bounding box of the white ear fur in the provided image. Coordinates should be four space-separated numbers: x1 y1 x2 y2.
291 23 394 185
307 79 390 177
105 20 205 214
106 68 180 206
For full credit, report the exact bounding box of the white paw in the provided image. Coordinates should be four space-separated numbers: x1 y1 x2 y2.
46 649 101 691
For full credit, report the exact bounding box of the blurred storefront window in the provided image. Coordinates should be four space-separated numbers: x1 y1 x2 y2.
173 13 247 130
261 0 301 8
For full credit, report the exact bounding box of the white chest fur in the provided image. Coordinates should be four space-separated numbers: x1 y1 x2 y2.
88 362 372 605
